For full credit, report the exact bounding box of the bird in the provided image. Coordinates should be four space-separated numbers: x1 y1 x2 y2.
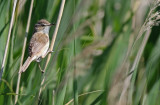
19 19 55 73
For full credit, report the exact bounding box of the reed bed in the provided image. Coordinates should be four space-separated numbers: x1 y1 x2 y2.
0 0 160 105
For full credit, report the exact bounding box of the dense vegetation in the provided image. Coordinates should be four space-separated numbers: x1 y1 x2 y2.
0 0 160 105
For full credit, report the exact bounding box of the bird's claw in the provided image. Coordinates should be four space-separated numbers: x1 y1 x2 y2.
48 50 54 53
41 70 45 73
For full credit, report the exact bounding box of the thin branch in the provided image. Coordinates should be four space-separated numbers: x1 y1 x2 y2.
0 0 18 82
38 0 66 98
15 0 34 104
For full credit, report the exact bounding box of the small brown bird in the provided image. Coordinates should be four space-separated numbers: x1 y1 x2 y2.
19 19 54 73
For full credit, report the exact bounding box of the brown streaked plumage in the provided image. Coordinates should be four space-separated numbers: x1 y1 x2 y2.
29 33 49 57
19 19 54 73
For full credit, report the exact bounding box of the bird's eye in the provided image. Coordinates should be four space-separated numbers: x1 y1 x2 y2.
35 24 40 27
41 24 45 26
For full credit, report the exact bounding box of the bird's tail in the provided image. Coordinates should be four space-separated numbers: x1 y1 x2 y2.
19 57 33 74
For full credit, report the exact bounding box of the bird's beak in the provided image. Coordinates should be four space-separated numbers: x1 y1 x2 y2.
48 23 55 26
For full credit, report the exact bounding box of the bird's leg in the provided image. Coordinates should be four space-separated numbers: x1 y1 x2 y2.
48 50 54 54
37 50 54 73
38 63 45 73
42 50 54 58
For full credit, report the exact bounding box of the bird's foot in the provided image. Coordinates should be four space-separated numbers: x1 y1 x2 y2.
48 50 54 54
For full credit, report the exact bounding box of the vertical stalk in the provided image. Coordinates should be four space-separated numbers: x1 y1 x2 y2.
73 0 78 104
0 0 18 82
15 0 34 104
73 39 78 104
38 0 66 99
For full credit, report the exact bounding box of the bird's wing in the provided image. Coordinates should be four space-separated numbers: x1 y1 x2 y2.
29 32 49 57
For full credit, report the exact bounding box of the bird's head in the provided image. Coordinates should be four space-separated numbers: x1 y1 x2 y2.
34 19 55 34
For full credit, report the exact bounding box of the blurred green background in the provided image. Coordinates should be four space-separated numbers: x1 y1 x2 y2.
0 0 160 105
